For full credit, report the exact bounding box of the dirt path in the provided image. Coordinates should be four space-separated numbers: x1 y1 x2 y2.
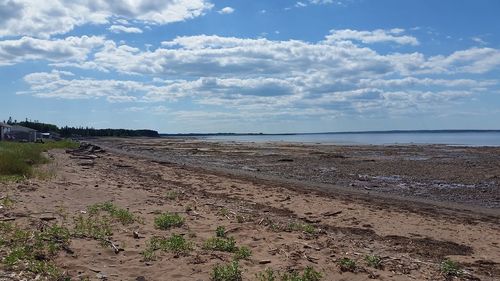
1 146 499 280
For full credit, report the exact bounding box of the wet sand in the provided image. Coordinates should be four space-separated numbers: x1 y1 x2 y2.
0 138 499 280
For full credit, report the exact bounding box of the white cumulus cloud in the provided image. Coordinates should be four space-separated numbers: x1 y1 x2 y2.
108 25 143 34
0 0 213 38
218 7 234 14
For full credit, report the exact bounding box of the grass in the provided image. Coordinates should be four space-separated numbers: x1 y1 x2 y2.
256 267 322 281
365 254 382 269
216 226 226 238
154 212 184 229
211 261 243 281
233 246 252 260
165 191 179 200
0 140 78 180
285 222 316 234
0 195 14 208
0 222 71 280
88 202 135 225
142 234 193 261
73 214 112 240
203 237 237 252
338 257 356 272
440 259 463 277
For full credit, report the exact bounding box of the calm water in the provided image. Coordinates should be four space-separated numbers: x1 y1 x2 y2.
203 132 500 146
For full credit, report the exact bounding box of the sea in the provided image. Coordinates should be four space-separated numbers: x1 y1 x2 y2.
200 131 500 147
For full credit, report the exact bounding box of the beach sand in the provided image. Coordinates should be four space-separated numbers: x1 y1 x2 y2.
0 138 499 280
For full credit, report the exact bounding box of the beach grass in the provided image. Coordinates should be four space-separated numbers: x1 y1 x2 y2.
0 140 78 180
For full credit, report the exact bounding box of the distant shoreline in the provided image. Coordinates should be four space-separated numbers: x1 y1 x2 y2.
160 129 500 137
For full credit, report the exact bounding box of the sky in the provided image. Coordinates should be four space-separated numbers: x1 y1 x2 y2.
1 0 500 133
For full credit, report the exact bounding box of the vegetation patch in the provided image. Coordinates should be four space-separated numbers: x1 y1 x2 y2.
233 246 252 260
0 222 71 280
142 234 193 261
88 202 135 225
440 259 463 277
285 222 316 234
365 254 382 269
0 140 78 180
73 214 113 240
256 266 322 281
338 257 357 272
211 261 243 281
203 237 237 252
154 212 185 229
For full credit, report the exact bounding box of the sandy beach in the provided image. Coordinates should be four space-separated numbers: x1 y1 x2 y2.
1 138 499 280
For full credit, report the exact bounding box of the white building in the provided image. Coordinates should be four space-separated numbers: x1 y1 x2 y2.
0 122 12 141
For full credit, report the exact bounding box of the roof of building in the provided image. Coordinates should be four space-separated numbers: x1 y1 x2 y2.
0 122 12 128
11 125 37 132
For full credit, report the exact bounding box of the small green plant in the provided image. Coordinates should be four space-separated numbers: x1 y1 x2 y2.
236 215 245 223
0 222 71 279
234 246 252 260
338 257 356 272
142 234 193 260
365 254 382 269
0 196 14 208
211 261 242 281
218 208 230 217
154 212 184 229
165 191 179 200
440 259 463 277
256 268 277 281
256 267 322 281
285 222 316 234
203 237 237 252
216 226 226 238
73 214 112 240
87 202 135 225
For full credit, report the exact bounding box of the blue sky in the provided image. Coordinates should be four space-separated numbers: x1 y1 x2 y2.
1 0 500 133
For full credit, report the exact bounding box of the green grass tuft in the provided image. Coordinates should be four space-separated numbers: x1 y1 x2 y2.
338 257 356 272
256 267 322 281
211 261 242 281
365 254 382 269
233 246 252 260
88 202 135 225
0 140 78 179
440 259 463 277
154 212 184 229
203 237 237 252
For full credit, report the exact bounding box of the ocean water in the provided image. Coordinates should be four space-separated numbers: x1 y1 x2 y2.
202 132 500 146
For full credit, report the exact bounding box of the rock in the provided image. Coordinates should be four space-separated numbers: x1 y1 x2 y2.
96 273 108 280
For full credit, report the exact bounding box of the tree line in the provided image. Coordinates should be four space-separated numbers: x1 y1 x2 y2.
3 117 159 138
